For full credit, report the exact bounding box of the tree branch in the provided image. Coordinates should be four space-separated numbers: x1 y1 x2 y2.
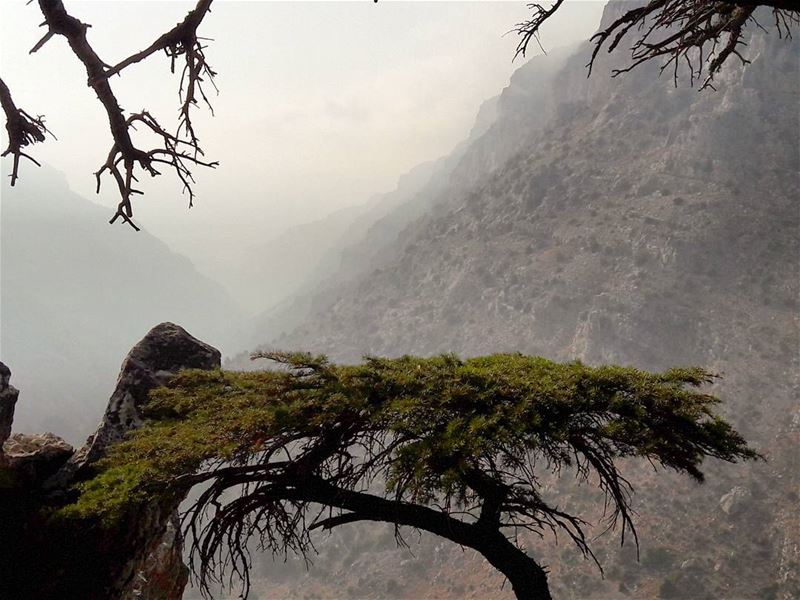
0 76 52 186
31 0 217 229
308 512 365 531
514 1 799 88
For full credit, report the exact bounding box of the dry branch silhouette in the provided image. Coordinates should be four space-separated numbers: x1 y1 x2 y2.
1 0 218 229
515 1 798 89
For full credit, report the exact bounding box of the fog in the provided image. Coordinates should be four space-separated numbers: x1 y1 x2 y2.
2 2 798 599
0 0 603 312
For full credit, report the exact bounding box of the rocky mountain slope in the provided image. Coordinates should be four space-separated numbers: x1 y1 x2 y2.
242 5 799 599
233 46 580 354
1 167 240 443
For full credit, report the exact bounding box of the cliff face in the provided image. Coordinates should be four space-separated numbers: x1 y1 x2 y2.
0 323 220 600
254 8 799 599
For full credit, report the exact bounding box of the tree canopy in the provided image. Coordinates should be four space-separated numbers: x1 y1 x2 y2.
66 352 758 599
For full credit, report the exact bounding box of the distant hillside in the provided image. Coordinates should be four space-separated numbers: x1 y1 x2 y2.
244 6 799 599
0 167 241 444
232 46 580 356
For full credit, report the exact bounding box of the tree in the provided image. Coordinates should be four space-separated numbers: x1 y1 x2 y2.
67 352 758 600
514 1 799 89
2 1 798 226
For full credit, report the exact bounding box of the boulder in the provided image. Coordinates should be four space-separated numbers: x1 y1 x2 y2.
719 486 752 516
0 323 220 600
3 432 73 485
54 321 221 483
0 361 19 462
71 322 220 599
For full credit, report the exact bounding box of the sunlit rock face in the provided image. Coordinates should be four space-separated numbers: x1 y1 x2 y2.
0 323 219 600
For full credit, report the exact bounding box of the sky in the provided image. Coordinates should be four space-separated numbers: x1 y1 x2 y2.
0 0 605 291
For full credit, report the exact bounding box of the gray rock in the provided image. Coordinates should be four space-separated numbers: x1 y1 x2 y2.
3 432 73 484
0 323 223 599
680 558 700 571
54 321 220 483
719 486 752 515
0 361 20 462
103 323 220 600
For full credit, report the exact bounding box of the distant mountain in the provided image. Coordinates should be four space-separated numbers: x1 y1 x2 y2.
231 46 582 357
0 166 241 444
245 5 799 599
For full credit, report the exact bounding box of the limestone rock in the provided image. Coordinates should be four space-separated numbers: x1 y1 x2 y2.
65 322 220 599
0 323 220 600
0 361 19 459
124 515 190 600
56 321 221 483
680 558 701 571
719 486 752 516
3 432 73 485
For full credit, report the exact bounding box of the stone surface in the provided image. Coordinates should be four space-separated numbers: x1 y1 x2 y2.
82 322 219 599
0 361 19 463
125 514 190 600
0 323 221 600
719 486 752 516
56 321 221 483
3 432 73 485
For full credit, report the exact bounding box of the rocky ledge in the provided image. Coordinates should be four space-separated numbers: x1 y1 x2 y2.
0 361 19 467
0 323 220 599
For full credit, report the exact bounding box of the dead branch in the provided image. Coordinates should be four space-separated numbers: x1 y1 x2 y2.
514 1 799 88
19 0 218 229
0 76 52 186
512 0 566 58
97 0 217 149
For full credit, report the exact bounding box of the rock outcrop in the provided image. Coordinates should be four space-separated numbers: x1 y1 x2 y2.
3 433 73 485
0 323 220 600
0 361 19 466
719 486 753 516
56 321 221 484
2 164 240 444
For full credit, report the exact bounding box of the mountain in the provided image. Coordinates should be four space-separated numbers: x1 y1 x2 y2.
0 166 241 444
243 5 799 599
226 92 502 327
232 46 582 356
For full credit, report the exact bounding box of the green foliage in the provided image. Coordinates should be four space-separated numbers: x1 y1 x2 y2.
68 352 757 523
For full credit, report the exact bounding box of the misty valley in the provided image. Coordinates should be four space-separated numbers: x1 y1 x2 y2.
0 2 798 600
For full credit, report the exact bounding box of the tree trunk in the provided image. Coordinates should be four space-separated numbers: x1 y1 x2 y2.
474 529 553 600
302 479 554 600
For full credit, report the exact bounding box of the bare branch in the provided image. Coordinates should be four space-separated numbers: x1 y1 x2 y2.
512 0 566 59
514 1 799 87
308 512 365 531
0 76 52 186
31 0 217 229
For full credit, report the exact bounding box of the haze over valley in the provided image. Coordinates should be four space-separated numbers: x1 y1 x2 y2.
1 2 797 599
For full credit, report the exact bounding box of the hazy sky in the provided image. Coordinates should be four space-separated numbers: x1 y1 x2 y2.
0 1 604 287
